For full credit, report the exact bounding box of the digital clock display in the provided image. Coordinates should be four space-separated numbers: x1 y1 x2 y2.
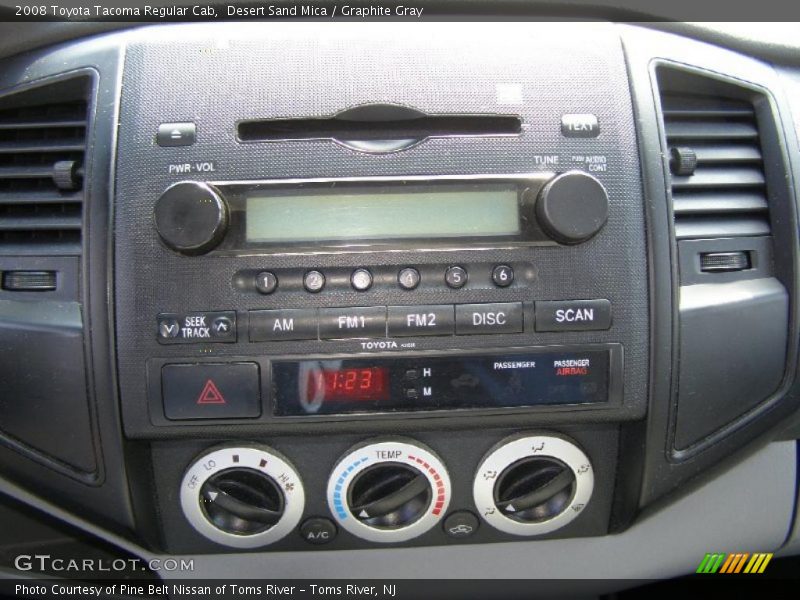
305 367 390 403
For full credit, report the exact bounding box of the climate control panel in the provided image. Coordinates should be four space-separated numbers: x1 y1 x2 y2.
172 431 610 551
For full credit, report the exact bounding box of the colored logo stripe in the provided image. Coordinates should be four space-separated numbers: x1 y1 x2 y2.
696 553 773 574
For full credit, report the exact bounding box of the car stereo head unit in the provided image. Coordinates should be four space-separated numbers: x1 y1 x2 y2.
153 171 610 255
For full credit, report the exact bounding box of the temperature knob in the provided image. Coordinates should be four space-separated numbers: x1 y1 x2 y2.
473 434 593 536
327 439 451 543
536 171 608 244
180 445 304 548
154 181 228 255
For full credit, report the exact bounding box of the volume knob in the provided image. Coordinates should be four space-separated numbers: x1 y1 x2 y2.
154 181 228 255
536 171 608 244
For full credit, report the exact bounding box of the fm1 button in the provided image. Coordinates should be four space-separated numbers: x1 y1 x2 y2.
162 362 261 420
443 511 479 539
535 299 612 331
456 303 523 335
319 306 386 339
300 517 337 545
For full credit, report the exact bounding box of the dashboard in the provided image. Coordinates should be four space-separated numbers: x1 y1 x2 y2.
0 18 798 592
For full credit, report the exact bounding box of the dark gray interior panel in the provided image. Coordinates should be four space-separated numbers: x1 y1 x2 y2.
675 278 789 449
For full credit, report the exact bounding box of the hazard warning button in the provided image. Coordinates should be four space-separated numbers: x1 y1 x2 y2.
162 363 261 420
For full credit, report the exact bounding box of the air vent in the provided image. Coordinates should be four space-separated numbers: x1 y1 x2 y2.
659 73 771 241
0 76 91 255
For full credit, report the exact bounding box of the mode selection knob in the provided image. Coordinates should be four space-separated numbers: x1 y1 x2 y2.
327 439 451 543
473 434 594 536
180 445 305 548
154 181 228 255
536 171 608 244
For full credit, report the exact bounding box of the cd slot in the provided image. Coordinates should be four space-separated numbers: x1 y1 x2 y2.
237 104 522 152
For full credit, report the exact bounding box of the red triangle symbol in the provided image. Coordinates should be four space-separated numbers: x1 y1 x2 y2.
196 379 226 405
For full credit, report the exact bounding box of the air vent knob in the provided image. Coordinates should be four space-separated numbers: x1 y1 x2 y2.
154 181 228 255
536 171 609 244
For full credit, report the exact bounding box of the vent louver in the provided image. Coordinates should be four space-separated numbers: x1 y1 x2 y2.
661 85 771 240
0 76 90 255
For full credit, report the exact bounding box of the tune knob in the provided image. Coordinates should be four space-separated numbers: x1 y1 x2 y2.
536 171 608 244
327 439 451 543
154 181 228 255
473 434 593 536
180 445 304 548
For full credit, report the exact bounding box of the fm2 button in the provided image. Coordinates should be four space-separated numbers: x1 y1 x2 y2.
388 305 455 337
455 303 523 335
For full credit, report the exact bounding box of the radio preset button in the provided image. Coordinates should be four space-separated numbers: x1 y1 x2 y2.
398 268 420 290
455 303 523 335
319 306 386 339
249 309 318 342
492 265 514 287
388 305 455 337
535 299 612 332
303 270 326 293
255 271 278 295
351 269 373 292
445 266 468 289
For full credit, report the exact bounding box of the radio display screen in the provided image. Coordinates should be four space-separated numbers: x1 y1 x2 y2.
272 350 611 416
245 185 520 242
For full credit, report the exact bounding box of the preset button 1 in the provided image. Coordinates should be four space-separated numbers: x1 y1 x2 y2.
319 306 386 339
455 303 523 335
387 305 455 337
